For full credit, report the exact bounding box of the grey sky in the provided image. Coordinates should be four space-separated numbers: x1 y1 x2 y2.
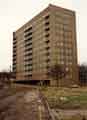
0 0 87 71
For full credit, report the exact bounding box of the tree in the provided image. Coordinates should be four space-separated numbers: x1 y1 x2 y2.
0 71 14 85
48 64 67 86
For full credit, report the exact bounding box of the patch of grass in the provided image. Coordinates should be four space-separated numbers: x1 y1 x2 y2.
41 87 87 109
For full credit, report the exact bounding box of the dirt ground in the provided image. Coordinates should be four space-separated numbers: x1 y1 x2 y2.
0 85 53 120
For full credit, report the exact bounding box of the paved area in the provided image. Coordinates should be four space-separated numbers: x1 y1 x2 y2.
0 86 53 120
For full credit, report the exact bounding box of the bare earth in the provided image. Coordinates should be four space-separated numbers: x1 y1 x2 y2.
0 86 53 120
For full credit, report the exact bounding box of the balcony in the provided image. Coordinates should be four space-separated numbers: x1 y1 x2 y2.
24 27 32 33
24 32 32 38
45 15 50 20
45 33 50 38
45 40 50 44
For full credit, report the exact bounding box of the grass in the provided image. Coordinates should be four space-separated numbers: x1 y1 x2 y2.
40 86 87 109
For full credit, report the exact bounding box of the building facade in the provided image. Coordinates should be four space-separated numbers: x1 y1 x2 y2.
13 4 78 86
79 65 87 86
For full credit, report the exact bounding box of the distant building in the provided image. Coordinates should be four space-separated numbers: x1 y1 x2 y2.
13 4 78 86
79 65 87 86
0 72 13 86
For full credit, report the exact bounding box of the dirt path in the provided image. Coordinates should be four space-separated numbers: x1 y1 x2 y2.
0 86 54 120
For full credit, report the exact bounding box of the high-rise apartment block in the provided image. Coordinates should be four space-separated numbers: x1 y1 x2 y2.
13 4 78 86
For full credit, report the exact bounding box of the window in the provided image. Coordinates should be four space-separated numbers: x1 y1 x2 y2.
45 40 50 44
25 37 32 42
46 65 49 69
25 42 32 47
45 52 50 56
25 63 32 67
45 33 50 38
45 28 50 31
46 58 50 63
25 52 32 57
25 47 32 51
45 22 50 26
13 36 16 41
45 15 49 20
13 40 17 44
24 27 32 33
25 32 32 37
45 46 50 50
13 45 16 49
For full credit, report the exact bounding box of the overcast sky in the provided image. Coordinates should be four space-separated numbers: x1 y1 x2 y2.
0 0 87 71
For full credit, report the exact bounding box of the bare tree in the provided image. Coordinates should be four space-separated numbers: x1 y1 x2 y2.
48 64 67 86
0 71 14 86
